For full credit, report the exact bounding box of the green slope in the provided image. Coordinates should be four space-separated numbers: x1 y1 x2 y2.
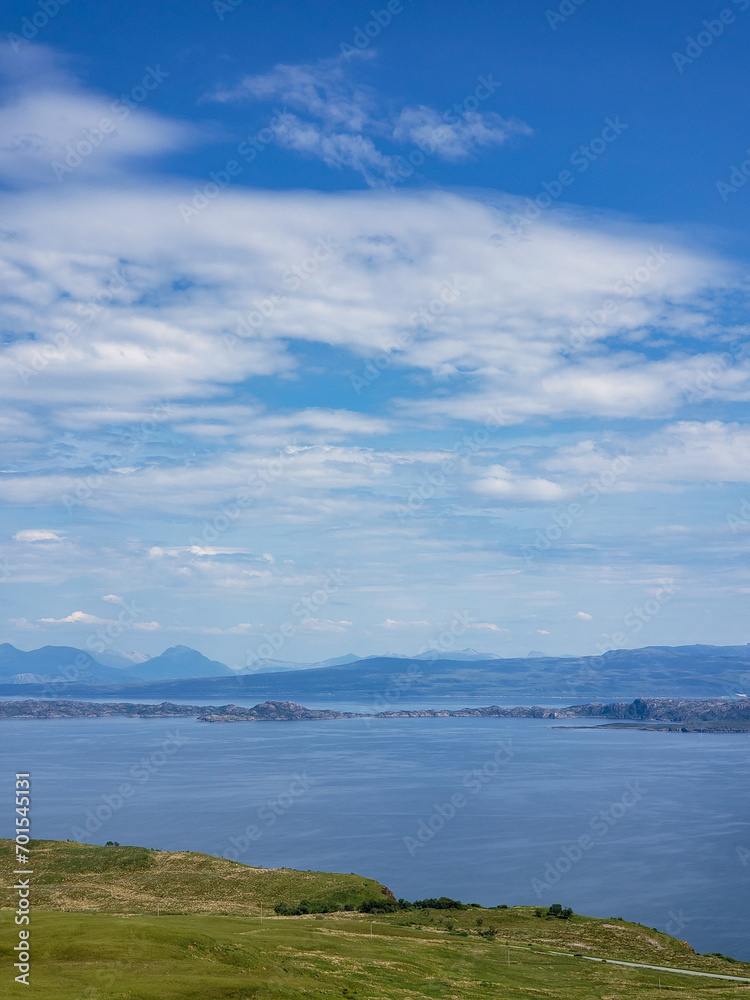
0 839 391 914
3 840 749 999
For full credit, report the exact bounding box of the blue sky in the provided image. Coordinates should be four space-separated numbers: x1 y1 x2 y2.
1 0 749 668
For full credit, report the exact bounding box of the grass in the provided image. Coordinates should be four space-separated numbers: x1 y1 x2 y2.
0 839 390 914
3 840 749 998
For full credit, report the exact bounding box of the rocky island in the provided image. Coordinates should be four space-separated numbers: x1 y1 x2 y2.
1 696 749 730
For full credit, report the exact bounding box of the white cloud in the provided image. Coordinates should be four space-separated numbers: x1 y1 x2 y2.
13 529 63 541
299 617 353 631
8 617 39 630
39 610 112 625
536 629 551 635
470 465 567 502
545 421 750 491
392 105 530 162
0 184 736 445
379 618 431 628
1 54 750 661
208 52 528 184
102 594 124 603
575 611 593 620
211 52 377 130
0 44 195 186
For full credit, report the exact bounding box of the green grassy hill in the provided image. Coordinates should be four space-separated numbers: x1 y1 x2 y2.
2 840 749 998
0 839 390 915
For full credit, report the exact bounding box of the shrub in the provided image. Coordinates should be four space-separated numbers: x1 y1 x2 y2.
359 898 399 914
413 896 467 910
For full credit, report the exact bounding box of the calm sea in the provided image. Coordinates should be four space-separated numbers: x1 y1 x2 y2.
3 714 749 959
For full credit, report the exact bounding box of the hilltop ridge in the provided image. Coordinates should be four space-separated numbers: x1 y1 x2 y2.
3 839 749 999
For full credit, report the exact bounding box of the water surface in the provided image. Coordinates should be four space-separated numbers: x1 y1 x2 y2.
3 715 748 959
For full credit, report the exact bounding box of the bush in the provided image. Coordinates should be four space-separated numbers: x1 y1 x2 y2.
413 896 467 911
276 896 355 916
359 898 400 914
546 903 573 919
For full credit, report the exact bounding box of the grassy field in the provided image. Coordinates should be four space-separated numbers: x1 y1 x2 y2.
0 839 391 914
3 840 749 998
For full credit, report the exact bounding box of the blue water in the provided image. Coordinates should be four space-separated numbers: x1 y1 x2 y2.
3 715 749 959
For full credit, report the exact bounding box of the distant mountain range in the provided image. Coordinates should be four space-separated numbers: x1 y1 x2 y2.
0 643 232 685
0 644 510 686
243 649 514 672
0 641 749 700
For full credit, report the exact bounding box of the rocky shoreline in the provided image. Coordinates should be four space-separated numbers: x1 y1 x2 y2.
1 696 749 728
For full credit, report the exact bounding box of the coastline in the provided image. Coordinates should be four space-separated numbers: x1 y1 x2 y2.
3 696 750 730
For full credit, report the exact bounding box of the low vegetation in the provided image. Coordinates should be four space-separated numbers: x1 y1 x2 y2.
2 840 749 998
0 839 391 915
